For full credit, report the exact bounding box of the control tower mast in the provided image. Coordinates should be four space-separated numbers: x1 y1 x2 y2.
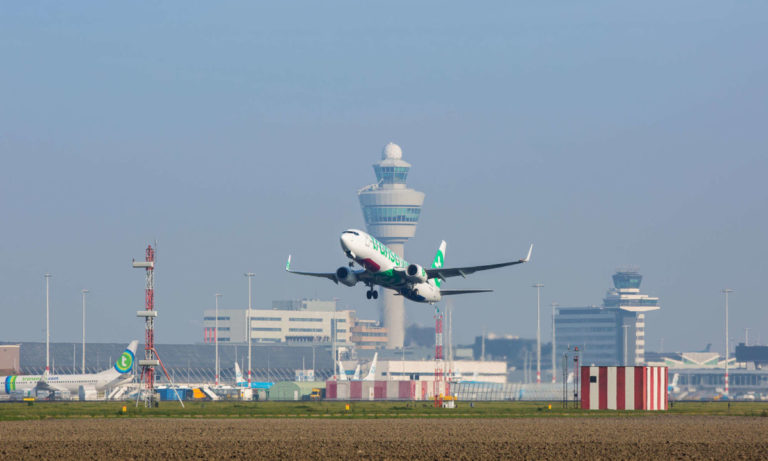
358 143 425 348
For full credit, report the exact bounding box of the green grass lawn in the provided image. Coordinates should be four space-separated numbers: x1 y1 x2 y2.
1 400 768 421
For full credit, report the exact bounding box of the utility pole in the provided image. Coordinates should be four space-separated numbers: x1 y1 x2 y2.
551 302 558 383
45 274 51 373
81 289 89 373
723 288 734 397
215 293 222 386
532 283 543 384
245 273 255 386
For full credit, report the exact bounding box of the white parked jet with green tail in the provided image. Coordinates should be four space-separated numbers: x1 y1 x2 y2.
286 229 532 303
2 341 137 398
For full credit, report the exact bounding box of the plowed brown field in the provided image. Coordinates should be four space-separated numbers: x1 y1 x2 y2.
1 416 766 459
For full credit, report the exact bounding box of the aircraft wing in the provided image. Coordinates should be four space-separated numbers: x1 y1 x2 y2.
425 244 533 280
285 255 338 284
440 289 493 296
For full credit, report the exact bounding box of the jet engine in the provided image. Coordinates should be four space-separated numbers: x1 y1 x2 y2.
335 266 358 287
406 264 428 283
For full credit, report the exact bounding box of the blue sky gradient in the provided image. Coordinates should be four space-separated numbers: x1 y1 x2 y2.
1 2 766 352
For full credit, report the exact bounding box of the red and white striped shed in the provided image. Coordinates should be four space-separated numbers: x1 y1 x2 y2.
581 366 668 410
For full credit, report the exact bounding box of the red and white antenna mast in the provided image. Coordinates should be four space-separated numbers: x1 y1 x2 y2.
133 244 184 408
133 245 157 407
434 307 444 407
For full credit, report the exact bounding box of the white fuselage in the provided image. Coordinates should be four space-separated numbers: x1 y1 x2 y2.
2 340 137 397
1 370 126 396
339 229 441 303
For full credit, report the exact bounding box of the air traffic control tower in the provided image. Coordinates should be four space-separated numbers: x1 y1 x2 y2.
358 143 425 349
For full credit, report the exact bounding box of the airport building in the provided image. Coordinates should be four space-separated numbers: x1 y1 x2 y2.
349 319 388 350
555 270 660 366
202 299 355 345
0 344 20 375
337 355 508 383
646 351 730 369
358 143 425 349
371 360 507 383
202 299 387 351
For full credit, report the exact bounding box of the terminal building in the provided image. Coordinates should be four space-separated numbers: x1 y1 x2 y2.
368 360 507 383
201 299 386 351
0 344 20 375
555 270 660 366
350 319 388 350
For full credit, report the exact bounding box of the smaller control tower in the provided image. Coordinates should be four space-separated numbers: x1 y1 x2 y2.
603 269 660 365
358 143 425 348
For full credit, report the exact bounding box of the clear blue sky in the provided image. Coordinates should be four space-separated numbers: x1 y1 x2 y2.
1 2 766 353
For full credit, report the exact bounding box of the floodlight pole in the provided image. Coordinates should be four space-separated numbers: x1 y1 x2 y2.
532 284 543 384
723 288 734 397
332 302 337 379
81 289 89 373
245 273 255 385
215 293 222 386
45 274 51 373
551 302 558 383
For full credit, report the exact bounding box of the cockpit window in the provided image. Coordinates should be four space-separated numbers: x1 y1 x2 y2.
343 231 359 236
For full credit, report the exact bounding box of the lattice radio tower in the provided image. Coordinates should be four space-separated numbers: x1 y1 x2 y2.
433 306 444 407
133 244 183 408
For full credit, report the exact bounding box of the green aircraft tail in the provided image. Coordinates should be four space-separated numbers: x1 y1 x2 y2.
431 241 446 287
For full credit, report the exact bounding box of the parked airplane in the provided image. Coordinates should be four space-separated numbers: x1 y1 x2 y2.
363 353 378 381
286 229 532 303
1 341 138 398
668 373 680 394
337 360 348 381
352 364 361 380
234 362 273 389
341 353 378 381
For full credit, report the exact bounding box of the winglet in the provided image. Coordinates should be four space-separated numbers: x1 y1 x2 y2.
285 255 292 271
522 244 533 263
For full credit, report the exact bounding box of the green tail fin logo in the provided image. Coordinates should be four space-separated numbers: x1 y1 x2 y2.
431 241 446 287
114 348 134 374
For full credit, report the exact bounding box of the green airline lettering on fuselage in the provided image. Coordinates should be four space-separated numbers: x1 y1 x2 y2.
367 236 409 271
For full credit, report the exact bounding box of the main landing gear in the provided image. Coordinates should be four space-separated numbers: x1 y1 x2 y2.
366 287 379 300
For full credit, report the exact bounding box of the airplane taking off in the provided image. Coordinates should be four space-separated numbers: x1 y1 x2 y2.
1 341 138 398
286 229 532 303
